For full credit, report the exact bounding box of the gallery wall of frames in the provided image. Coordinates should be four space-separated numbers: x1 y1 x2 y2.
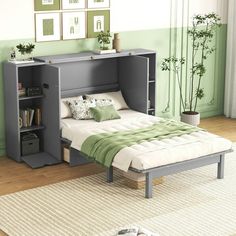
34 0 110 42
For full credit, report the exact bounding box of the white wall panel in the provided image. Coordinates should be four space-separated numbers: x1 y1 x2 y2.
110 0 172 32
0 0 34 40
0 0 228 41
188 0 228 24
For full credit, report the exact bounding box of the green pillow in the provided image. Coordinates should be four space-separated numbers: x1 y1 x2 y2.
90 105 121 122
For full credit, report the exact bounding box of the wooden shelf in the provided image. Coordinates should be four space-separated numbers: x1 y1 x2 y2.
19 95 44 101
20 125 45 133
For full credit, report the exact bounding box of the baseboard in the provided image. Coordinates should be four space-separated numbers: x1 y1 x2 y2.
200 110 224 119
0 142 6 157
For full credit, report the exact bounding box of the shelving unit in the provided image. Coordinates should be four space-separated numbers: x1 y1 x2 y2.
3 62 61 168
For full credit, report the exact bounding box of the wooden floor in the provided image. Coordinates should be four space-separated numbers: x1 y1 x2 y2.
0 116 235 197
0 116 235 236
200 116 236 142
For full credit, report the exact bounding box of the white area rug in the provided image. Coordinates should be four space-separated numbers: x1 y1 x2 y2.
0 147 236 236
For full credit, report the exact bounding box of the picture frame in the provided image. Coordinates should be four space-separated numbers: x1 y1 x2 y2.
35 13 61 42
87 10 110 38
61 0 86 10
34 0 60 11
62 12 86 40
87 0 110 9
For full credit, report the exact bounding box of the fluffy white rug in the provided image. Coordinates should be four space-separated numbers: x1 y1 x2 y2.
0 147 236 236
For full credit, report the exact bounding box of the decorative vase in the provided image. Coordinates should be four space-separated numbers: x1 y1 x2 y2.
113 33 121 52
181 112 200 126
19 53 33 61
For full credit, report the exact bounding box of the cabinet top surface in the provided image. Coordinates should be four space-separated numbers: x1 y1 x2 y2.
34 48 156 64
5 61 46 68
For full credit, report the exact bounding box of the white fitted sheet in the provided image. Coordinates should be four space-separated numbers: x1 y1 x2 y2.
61 110 232 171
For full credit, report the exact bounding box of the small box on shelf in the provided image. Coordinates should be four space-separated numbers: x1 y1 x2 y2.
21 132 39 156
26 87 42 97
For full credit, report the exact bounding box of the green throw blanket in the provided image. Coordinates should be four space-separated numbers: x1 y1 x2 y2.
81 119 202 168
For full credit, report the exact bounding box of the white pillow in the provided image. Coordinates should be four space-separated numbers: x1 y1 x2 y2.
95 98 114 107
86 91 129 110
61 96 83 118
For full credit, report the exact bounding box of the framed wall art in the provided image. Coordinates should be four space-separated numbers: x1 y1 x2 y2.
35 13 61 42
34 0 60 11
62 12 86 40
62 0 86 10
87 10 110 38
87 0 110 9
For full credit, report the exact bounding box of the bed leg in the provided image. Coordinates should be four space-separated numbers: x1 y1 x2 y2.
145 172 153 198
106 167 113 183
217 154 225 179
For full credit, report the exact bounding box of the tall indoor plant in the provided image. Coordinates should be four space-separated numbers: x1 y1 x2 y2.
161 13 221 126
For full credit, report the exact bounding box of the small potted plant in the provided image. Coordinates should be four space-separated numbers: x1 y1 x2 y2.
161 13 221 126
16 43 35 61
94 30 116 54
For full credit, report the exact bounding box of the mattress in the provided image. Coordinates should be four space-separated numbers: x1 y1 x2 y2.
61 110 232 171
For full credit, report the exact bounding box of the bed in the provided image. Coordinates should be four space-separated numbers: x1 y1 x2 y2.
61 109 232 198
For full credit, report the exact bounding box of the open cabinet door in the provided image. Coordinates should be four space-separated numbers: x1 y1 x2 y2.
21 65 61 168
119 56 149 114
41 65 61 161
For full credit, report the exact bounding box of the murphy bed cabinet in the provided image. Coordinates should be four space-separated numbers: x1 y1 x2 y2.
4 49 156 168
3 62 61 168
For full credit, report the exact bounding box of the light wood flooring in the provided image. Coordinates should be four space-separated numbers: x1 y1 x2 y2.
199 116 236 142
0 116 235 236
0 116 235 196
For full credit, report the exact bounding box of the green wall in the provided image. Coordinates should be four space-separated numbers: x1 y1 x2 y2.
0 25 227 156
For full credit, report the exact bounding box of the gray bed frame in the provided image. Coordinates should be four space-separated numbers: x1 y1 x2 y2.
107 150 231 198
63 142 231 199
12 49 230 198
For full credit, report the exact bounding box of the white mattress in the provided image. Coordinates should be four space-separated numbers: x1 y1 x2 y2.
61 110 232 171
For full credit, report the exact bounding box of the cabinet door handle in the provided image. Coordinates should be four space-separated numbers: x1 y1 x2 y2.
43 83 49 89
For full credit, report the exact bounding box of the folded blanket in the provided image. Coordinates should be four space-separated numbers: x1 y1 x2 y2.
81 119 201 168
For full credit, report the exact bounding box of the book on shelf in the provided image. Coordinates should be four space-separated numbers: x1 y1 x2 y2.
18 88 26 97
20 108 36 128
29 109 35 127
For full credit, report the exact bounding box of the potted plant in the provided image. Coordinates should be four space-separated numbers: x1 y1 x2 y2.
95 30 116 54
161 13 221 126
16 43 35 61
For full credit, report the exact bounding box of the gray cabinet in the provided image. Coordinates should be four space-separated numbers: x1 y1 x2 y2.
4 49 156 168
37 49 157 116
3 62 61 168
